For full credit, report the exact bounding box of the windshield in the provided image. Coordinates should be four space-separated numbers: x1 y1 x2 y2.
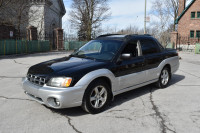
71 40 123 61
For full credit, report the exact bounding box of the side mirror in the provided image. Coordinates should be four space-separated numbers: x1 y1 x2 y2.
121 53 132 60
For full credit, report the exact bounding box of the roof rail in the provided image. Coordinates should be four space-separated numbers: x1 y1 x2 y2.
143 34 151 36
97 34 123 38
129 34 151 36
96 34 152 38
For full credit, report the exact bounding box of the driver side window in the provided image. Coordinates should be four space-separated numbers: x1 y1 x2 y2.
122 40 138 57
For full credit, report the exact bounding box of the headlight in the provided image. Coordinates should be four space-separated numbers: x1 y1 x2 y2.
47 77 72 88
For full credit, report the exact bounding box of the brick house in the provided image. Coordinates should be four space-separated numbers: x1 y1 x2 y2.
174 0 200 45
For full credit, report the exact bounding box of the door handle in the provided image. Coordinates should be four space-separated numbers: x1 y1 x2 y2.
142 63 145 66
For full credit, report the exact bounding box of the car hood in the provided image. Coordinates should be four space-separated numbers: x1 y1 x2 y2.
28 56 107 76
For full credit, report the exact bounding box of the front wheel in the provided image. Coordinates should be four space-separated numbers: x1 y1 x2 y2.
82 79 111 114
156 67 171 88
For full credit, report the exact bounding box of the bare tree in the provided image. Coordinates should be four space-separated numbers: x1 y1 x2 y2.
151 0 178 31
0 0 12 24
0 0 11 11
151 0 191 31
63 21 79 41
165 0 179 31
69 0 111 41
150 0 181 46
151 0 171 31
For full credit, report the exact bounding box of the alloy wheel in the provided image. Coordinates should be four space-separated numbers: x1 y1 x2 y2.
90 85 108 109
161 69 169 85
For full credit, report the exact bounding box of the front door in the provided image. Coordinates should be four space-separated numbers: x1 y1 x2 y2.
114 56 145 89
112 40 145 90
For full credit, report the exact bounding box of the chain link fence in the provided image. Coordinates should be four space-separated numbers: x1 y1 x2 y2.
64 41 88 51
195 43 200 54
0 40 50 56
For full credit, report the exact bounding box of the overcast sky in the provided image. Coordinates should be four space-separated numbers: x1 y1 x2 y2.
62 0 193 31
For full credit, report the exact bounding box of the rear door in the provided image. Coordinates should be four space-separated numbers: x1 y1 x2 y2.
140 39 163 81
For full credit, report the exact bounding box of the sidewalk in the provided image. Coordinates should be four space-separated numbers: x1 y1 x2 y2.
0 50 73 59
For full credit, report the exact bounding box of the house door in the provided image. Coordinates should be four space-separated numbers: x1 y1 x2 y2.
51 23 56 50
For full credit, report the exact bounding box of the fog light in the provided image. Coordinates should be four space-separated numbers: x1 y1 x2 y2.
54 98 60 106
47 97 60 107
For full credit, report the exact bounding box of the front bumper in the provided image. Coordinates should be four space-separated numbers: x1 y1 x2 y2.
22 78 86 109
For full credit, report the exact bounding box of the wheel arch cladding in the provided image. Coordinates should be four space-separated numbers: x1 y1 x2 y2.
163 64 172 79
74 69 116 100
74 69 116 89
92 76 112 89
164 64 171 73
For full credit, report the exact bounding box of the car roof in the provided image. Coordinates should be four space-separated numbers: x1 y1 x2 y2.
96 34 153 41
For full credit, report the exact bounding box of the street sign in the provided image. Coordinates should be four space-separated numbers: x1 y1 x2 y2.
146 16 150 22
10 31 13 37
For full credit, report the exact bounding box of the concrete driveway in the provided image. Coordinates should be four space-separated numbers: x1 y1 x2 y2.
0 52 200 133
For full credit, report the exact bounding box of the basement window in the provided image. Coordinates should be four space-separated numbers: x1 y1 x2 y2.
196 31 200 38
197 12 200 18
190 31 194 38
191 12 195 18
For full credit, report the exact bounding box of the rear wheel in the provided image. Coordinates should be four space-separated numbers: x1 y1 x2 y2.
82 79 111 114
156 67 171 88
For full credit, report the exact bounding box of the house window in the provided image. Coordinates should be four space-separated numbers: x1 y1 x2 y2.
191 12 195 18
197 12 200 18
196 31 200 38
190 30 194 38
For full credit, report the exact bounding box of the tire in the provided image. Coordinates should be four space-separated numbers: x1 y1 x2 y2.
82 79 111 114
156 67 171 88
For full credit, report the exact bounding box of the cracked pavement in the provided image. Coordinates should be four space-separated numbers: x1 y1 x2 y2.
0 52 200 133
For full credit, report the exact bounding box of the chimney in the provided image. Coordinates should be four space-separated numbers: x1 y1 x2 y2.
178 0 186 16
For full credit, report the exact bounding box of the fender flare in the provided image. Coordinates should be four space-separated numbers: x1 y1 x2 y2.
74 69 118 92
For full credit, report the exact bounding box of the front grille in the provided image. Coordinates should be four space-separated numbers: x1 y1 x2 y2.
27 74 46 86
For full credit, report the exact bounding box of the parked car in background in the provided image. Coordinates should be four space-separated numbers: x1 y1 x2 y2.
22 34 179 114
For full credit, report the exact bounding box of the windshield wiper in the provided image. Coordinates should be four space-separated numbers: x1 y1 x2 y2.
70 54 96 61
84 56 96 61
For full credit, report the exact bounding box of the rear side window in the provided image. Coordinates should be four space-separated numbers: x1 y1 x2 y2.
140 39 160 55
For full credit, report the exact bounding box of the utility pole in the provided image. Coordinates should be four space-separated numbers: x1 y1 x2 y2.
144 0 147 34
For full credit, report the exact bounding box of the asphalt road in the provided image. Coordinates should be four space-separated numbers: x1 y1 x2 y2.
0 52 200 133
